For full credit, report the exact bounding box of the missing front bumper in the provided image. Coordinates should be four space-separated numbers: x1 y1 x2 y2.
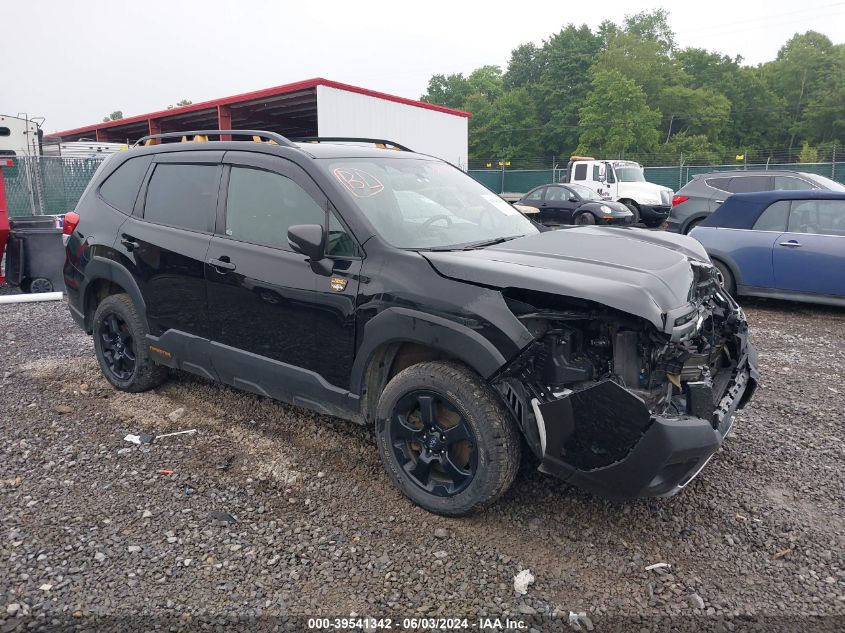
533 346 757 499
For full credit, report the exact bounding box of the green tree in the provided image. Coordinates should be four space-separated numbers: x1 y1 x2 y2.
503 43 544 89
534 24 602 155
421 73 472 109
467 66 504 102
623 8 675 54
798 141 820 163
576 69 661 156
102 110 123 122
658 86 731 140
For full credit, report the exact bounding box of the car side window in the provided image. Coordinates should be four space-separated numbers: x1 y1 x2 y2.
727 175 770 193
573 164 587 181
525 188 545 202
326 211 356 257
225 166 325 250
774 176 814 191
99 155 152 213
752 200 790 232
143 163 218 231
546 187 566 202
788 200 845 236
705 177 732 192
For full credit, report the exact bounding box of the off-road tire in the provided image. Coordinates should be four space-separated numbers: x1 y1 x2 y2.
375 361 521 516
93 293 168 392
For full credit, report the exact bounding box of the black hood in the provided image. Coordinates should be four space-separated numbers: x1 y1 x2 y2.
422 226 712 330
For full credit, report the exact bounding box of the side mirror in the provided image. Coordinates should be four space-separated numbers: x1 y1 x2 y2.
569 196 579 202
287 224 325 261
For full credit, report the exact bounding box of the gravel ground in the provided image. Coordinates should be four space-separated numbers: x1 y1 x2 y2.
0 288 843 632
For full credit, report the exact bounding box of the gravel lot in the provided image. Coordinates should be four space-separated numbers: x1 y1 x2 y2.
0 288 843 632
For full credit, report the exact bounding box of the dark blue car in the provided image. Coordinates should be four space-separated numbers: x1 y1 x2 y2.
690 190 845 307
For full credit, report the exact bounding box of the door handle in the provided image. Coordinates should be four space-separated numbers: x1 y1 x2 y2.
120 235 140 251
714 199 724 204
208 257 236 271
778 240 802 248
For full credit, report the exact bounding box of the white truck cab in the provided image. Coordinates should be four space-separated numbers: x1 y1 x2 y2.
564 157 673 227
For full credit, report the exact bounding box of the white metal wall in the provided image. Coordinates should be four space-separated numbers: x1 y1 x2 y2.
316 86 468 168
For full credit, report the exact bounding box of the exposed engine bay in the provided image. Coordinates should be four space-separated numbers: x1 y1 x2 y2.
494 261 753 476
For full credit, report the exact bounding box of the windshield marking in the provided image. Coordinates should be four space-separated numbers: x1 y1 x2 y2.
333 167 385 197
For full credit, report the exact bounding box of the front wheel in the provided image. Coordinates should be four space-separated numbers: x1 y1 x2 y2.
375 361 521 516
574 212 596 225
712 260 736 296
623 202 641 225
93 294 168 392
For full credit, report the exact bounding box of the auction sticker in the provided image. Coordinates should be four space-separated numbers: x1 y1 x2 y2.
333 167 384 198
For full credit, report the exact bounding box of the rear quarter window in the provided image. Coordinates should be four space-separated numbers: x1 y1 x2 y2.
752 200 789 231
704 177 732 192
573 164 587 181
98 155 153 213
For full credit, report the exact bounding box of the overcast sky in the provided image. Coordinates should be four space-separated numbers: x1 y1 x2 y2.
4 0 844 133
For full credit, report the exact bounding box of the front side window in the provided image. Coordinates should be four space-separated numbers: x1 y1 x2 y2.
99 155 152 213
788 200 845 236
225 166 325 250
567 183 601 201
325 158 537 250
752 200 789 232
144 163 218 231
774 176 814 191
546 186 568 202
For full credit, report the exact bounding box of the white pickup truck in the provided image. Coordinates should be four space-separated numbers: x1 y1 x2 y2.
563 157 673 227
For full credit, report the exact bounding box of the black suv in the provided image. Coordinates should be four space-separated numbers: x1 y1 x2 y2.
64 130 758 516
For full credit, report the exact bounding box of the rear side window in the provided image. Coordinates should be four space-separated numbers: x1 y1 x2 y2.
225 166 325 250
573 164 587 181
99 155 152 213
752 200 789 232
143 163 218 232
728 175 770 193
774 176 814 191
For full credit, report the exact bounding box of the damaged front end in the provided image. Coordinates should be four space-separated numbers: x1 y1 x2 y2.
493 261 759 498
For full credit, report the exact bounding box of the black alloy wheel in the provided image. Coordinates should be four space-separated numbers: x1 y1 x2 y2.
575 212 596 225
97 312 136 382
388 389 478 497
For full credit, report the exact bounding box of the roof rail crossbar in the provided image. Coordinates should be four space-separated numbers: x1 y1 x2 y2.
133 129 296 148
294 137 413 152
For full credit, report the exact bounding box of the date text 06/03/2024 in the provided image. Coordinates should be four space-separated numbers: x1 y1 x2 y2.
306 617 529 630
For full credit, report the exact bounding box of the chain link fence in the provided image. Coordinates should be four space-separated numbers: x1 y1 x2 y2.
469 161 845 194
2 156 105 217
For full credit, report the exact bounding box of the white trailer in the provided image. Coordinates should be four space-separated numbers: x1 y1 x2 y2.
0 114 42 156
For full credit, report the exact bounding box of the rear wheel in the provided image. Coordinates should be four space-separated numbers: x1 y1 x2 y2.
574 212 596 225
93 294 168 392
375 361 520 516
683 218 703 234
712 260 736 296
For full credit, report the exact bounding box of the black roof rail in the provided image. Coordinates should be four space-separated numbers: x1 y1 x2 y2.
133 129 296 148
294 137 413 152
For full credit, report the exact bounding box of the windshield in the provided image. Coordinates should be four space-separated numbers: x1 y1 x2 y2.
567 183 602 201
326 158 538 249
615 167 646 182
808 174 845 192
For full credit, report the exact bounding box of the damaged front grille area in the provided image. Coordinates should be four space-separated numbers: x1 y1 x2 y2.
497 280 747 471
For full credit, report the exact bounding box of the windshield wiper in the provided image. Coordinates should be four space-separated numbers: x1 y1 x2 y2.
457 235 524 250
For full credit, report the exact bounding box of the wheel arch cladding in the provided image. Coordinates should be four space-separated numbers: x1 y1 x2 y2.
82 257 148 332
